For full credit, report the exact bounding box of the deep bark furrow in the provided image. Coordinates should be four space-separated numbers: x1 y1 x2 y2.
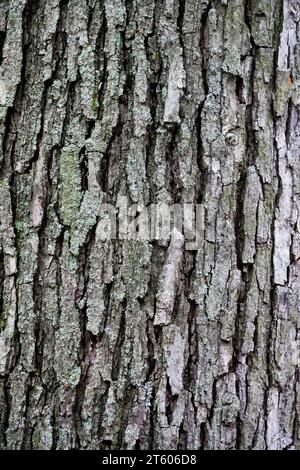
0 0 299 450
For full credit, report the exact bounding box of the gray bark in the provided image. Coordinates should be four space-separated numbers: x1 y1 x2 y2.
0 0 300 450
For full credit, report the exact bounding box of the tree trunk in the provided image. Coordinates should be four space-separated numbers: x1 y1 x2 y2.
0 0 299 450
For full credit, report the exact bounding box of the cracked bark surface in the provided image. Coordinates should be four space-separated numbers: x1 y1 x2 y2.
0 0 300 450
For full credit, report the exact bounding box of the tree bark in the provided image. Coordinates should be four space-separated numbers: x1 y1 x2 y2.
0 0 299 450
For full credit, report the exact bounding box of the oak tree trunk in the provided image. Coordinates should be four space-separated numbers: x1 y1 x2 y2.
0 0 300 450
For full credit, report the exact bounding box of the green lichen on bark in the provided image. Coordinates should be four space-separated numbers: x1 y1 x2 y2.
59 145 82 227
0 0 299 451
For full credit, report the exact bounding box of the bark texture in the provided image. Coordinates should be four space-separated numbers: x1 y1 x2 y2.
0 0 300 450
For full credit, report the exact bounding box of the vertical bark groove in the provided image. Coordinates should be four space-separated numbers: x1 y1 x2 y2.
0 0 299 450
